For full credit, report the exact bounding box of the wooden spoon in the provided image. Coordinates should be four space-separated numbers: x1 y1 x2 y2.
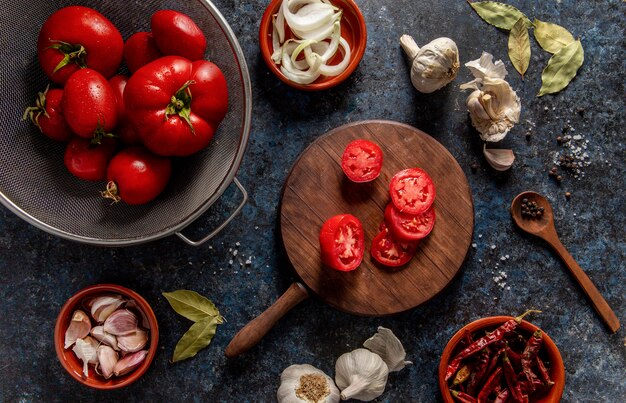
511 191 620 333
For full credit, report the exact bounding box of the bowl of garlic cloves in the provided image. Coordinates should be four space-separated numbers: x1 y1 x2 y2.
54 284 158 389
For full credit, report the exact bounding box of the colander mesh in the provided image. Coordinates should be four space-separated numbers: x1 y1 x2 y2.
0 0 249 244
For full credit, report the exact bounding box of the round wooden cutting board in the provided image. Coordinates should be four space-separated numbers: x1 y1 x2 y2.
280 120 474 316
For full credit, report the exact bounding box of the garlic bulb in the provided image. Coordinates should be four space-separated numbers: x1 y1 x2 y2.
460 52 521 142
277 364 340 403
363 327 412 372
400 35 460 93
335 348 389 401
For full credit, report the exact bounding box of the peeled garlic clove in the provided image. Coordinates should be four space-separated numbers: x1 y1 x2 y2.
117 328 148 353
277 364 340 403
363 327 412 372
335 348 389 401
96 345 118 379
483 144 515 171
104 309 138 336
90 325 118 350
72 336 99 377
113 350 148 377
64 310 91 349
90 294 125 323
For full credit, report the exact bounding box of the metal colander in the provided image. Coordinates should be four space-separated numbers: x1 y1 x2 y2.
0 0 251 246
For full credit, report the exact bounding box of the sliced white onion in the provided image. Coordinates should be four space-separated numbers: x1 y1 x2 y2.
272 0 351 84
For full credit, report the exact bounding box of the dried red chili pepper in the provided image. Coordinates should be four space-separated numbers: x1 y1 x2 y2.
477 367 503 403
536 356 555 386
485 347 505 379
453 365 472 386
450 389 478 403
521 330 543 383
506 346 522 369
445 310 540 381
466 348 490 396
494 388 510 403
503 353 524 402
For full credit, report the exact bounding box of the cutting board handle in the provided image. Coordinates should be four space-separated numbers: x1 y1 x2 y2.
224 282 310 358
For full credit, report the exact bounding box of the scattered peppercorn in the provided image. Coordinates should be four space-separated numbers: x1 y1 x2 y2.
565 192 571 199
525 133 532 141
556 136 563 145
471 163 479 173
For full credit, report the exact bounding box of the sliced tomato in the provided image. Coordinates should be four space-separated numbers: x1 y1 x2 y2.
389 167 436 215
341 139 384 183
384 203 435 241
371 223 419 267
319 214 365 271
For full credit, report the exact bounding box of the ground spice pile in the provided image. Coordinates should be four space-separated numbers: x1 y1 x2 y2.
295 374 330 403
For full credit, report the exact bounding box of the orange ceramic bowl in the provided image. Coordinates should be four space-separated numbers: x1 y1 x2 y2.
259 0 367 91
54 284 159 389
439 316 565 403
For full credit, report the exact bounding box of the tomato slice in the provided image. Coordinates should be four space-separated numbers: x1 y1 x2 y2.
341 139 384 183
389 168 436 215
319 214 365 271
384 203 435 241
371 223 419 267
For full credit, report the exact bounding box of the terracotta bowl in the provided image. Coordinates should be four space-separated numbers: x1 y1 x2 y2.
259 0 367 91
54 284 159 389
439 316 565 403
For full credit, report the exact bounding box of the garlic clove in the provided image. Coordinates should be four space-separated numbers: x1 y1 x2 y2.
72 336 99 377
90 325 119 350
113 350 148 377
90 294 125 323
335 348 389 401
64 310 91 349
103 309 138 336
124 300 150 329
483 145 515 171
277 364 340 403
363 327 412 372
96 345 118 379
117 328 149 353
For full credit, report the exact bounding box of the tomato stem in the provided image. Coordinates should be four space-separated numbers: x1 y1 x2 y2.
22 85 51 131
165 80 196 135
101 181 121 204
47 40 87 73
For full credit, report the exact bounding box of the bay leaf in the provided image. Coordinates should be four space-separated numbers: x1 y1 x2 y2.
469 1 532 31
162 290 222 322
508 17 531 78
533 19 575 54
172 316 220 362
538 39 584 97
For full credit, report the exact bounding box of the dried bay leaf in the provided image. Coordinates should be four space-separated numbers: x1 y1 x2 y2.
172 316 221 362
538 39 584 96
163 290 222 322
469 1 531 31
533 19 575 54
508 18 531 78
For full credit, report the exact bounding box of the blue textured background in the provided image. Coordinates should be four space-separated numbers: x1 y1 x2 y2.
1 0 624 401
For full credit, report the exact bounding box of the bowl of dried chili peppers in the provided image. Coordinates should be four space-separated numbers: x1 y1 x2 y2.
439 311 565 403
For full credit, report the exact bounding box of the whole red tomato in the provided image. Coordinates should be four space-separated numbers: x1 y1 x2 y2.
23 86 73 142
64 137 117 181
63 68 119 139
151 10 207 61
123 32 163 74
103 146 172 205
37 6 123 85
124 56 228 156
109 75 141 145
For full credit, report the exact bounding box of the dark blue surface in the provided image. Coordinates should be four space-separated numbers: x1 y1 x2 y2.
1 1 624 401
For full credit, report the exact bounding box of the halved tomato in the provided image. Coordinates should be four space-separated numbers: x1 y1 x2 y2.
340 139 383 183
384 203 435 241
371 223 419 267
389 167 436 215
319 214 365 271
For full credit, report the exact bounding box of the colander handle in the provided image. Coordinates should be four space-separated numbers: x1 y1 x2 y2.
175 178 248 246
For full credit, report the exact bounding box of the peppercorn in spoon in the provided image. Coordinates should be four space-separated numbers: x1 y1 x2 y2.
511 191 620 333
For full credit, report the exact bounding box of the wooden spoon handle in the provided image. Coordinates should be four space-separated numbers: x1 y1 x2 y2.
549 238 620 333
224 282 310 358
